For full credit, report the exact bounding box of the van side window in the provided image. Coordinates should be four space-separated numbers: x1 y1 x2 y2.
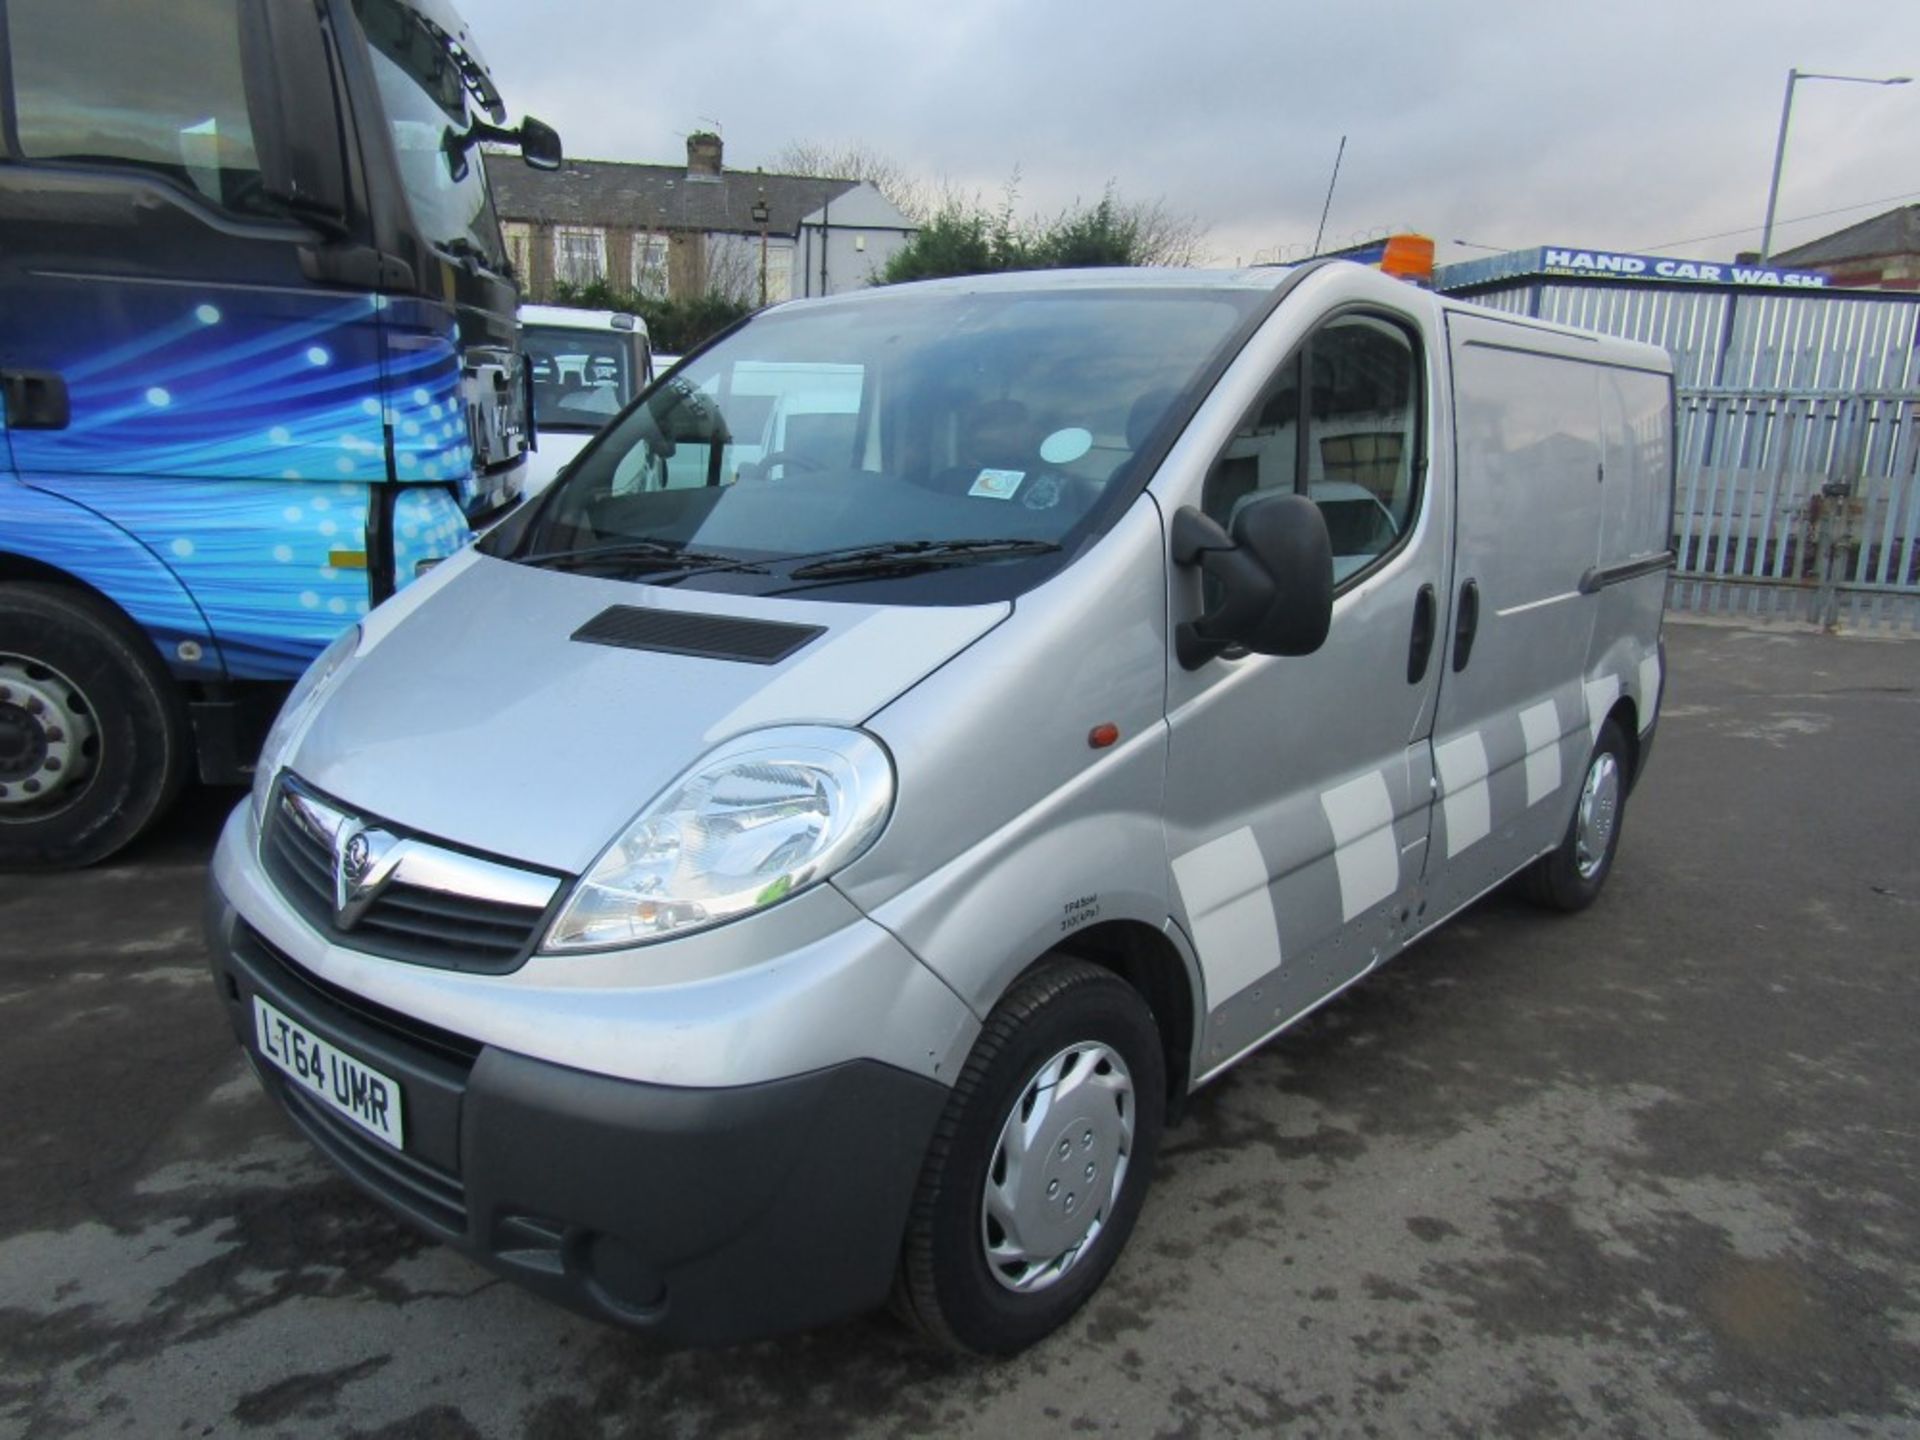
1308 318 1418 580
1203 354 1300 524
1204 315 1421 585
5 0 271 219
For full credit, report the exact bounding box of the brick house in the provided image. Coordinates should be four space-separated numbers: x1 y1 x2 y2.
484 133 918 305
1771 205 1920 291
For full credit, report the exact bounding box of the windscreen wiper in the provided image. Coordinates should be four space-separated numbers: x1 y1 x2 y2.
516 539 769 576
781 538 1062 581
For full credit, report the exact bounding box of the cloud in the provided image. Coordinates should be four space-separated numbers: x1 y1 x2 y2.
461 0 1919 264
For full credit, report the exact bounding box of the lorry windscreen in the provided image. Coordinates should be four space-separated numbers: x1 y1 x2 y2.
7 0 274 220
353 0 507 270
511 285 1266 604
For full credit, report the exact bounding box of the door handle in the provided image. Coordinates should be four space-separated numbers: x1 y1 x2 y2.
1452 578 1480 673
1407 584 1436 684
0 370 70 430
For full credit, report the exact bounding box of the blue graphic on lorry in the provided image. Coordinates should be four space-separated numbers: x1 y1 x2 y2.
2 294 477 681
6 294 471 487
393 487 474 586
17 474 474 681
0 479 227 679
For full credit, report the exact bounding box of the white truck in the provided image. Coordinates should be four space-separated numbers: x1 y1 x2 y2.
520 304 654 497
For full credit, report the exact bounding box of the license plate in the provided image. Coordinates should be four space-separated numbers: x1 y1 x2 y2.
253 994 405 1150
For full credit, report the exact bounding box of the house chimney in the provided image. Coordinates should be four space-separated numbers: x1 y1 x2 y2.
686 131 723 177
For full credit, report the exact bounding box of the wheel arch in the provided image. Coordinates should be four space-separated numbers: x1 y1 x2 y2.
1036 918 1200 1116
0 484 224 680
1605 696 1641 784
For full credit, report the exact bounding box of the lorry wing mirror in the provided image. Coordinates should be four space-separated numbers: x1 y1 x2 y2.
447 116 563 176
520 118 564 171
241 0 349 234
1172 496 1333 669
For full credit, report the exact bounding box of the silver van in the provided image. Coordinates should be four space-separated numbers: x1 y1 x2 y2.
206 261 1673 1353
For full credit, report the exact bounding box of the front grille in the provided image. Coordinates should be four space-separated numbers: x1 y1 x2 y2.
276 1073 469 1236
262 779 560 973
240 925 482 1071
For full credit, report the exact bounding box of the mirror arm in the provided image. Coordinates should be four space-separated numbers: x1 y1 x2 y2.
445 118 560 176
1172 506 1275 670
1170 505 1234 566
447 118 522 158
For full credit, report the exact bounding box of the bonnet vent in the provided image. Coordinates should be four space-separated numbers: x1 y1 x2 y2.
570 606 825 665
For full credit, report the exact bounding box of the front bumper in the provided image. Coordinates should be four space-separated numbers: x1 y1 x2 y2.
206 890 949 1345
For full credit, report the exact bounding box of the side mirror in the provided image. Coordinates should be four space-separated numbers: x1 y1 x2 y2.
520 117 563 171
1172 495 1333 669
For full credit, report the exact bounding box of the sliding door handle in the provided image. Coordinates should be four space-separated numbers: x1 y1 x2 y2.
1407 584 1436 684
1452 578 1480 673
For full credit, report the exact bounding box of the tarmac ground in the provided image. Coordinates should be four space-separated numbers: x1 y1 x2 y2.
2 618 1917 1438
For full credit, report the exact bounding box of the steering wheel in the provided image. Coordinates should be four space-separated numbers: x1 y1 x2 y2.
739 450 824 482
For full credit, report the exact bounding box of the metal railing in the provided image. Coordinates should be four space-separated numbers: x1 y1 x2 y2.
1671 389 1920 632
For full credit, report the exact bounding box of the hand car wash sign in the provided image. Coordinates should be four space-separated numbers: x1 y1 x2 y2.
1542 247 1829 287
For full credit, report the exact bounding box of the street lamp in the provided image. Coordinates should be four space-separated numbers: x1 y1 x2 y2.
750 187 770 307
1759 68 1911 263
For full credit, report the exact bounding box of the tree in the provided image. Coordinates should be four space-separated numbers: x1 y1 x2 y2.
1116 196 1209 268
878 183 1207 284
877 186 1033 284
548 278 751 354
773 139 932 223
775 141 1210 280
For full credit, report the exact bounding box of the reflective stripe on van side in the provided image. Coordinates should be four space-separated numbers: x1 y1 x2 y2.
1170 828 1282 1008
1319 771 1400 922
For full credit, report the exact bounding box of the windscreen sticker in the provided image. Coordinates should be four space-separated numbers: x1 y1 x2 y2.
1040 427 1093 464
968 468 1025 500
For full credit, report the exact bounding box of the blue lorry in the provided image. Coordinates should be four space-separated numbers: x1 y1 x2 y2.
0 0 558 867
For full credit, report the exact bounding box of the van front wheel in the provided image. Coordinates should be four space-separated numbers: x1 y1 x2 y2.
894 960 1165 1355
1525 718 1630 912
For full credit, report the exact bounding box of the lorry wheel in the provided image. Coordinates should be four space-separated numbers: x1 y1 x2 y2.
0 585 188 870
894 959 1165 1355
1524 718 1630 913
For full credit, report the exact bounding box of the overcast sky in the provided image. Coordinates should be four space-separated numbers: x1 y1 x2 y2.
459 0 1918 268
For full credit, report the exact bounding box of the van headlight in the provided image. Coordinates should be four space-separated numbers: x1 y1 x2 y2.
250 624 362 830
542 726 895 952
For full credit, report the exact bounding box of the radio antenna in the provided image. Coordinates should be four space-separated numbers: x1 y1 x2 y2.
1311 135 1347 257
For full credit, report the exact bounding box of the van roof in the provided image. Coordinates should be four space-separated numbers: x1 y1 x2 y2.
1436 293 1673 373
798 267 1299 302
768 264 1673 373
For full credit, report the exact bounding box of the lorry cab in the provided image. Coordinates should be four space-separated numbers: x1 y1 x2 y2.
520 304 654 498
206 260 1674 1355
0 0 557 867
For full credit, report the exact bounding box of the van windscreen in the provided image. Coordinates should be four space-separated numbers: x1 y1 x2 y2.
510 285 1265 604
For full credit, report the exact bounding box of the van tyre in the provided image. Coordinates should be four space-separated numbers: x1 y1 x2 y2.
1524 718 1630 913
894 959 1165 1355
0 585 188 870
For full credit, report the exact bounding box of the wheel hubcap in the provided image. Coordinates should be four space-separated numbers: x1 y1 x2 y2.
1574 750 1621 881
981 1041 1135 1293
0 655 99 814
